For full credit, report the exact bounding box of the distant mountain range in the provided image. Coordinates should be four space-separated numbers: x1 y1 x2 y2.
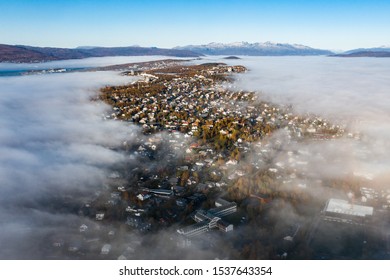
333 51 390 57
2 42 390 62
175 41 333 56
344 46 390 54
333 46 390 57
0 44 201 63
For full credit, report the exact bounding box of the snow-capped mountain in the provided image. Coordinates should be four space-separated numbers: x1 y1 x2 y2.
175 41 333 56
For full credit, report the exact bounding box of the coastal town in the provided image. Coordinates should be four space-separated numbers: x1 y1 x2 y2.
45 59 389 259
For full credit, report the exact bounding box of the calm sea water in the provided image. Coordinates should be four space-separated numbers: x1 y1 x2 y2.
0 55 180 77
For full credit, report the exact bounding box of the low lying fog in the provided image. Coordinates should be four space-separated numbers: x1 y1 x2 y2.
231 56 390 183
1 56 388 259
0 70 138 258
235 56 390 122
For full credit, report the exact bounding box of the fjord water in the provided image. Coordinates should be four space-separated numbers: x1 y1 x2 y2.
0 55 175 76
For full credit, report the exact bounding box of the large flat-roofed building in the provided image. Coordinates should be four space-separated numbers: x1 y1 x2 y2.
323 198 373 225
209 202 237 217
177 221 209 238
177 199 236 238
194 210 219 223
217 219 234 232
148 188 174 197
215 198 230 207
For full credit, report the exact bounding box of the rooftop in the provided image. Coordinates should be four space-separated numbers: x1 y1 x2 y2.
324 198 373 217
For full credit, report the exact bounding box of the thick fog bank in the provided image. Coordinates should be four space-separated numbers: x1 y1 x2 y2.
235 56 390 122
0 71 137 258
230 57 390 183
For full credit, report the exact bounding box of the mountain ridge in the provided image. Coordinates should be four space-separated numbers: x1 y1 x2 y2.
332 51 390 58
4 42 390 62
344 45 390 54
0 44 202 63
175 41 333 56
333 45 390 57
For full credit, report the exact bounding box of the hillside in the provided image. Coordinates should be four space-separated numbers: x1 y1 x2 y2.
0 44 202 63
343 46 390 54
332 51 390 58
332 45 390 57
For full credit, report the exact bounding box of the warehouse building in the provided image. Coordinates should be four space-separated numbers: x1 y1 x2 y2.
323 198 373 225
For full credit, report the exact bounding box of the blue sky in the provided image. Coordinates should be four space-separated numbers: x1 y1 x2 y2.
1 0 389 50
